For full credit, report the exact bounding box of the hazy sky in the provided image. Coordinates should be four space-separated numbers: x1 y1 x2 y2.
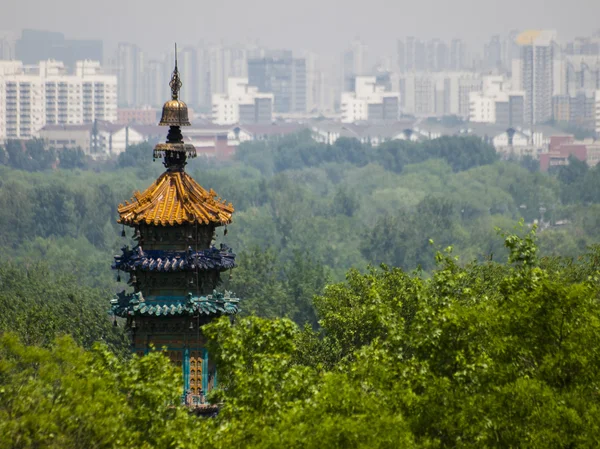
2 0 600 59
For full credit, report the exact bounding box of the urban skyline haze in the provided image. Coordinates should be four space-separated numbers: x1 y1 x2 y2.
2 0 599 58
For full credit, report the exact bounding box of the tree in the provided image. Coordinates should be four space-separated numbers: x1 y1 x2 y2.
58 147 87 169
0 334 204 449
117 142 153 169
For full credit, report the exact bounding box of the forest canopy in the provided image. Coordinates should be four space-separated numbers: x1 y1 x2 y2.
1 133 600 447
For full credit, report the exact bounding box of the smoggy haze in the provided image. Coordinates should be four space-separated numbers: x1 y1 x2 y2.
2 0 599 57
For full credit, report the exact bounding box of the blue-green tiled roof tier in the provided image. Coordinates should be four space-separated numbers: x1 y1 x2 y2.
111 291 240 318
113 244 236 273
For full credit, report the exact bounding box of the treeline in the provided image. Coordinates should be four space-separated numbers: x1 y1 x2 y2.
2 133 600 321
2 230 600 448
0 263 128 356
236 130 499 174
0 139 155 172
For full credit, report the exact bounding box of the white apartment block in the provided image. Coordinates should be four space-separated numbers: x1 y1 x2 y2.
0 61 44 140
470 93 496 123
399 72 481 118
212 77 273 125
340 76 400 123
0 59 117 141
469 75 525 127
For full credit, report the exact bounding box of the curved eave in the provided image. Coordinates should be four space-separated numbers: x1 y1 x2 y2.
113 247 236 273
110 292 240 318
117 171 234 227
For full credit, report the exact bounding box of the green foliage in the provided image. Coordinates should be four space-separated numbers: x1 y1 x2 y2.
116 142 154 169
0 262 128 355
58 147 87 169
1 220 600 447
2 133 600 447
224 247 328 327
198 230 600 448
0 334 204 449
1 139 56 171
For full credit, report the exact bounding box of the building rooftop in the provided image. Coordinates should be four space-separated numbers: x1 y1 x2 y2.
118 170 234 227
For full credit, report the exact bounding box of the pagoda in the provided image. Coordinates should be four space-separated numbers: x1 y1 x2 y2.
110 53 239 406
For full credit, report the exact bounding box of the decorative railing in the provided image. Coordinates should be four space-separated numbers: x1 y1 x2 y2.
110 290 240 317
113 244 236 273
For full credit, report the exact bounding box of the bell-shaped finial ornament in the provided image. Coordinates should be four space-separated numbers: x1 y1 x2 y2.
158 44 191 127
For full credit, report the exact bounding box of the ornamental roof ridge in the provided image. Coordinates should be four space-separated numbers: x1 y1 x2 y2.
117 170 233 227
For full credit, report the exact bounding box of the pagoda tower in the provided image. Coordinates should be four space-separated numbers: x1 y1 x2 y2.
111 54 239 406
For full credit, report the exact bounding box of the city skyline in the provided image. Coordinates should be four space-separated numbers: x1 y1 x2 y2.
2 0 600 60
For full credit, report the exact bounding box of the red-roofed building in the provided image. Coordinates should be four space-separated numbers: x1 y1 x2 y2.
540 136 587 171
549 135 575 151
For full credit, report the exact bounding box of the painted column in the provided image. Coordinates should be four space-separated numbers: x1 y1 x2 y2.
202 348 209 400
183 348 190 395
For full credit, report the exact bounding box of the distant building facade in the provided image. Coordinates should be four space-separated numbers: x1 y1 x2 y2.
115 43 144 107
597 90 600 137
248 51 307 114
15 29 102 69
540 135 587 171
515 30 556 126
39 121 145 157
117 107 159 125
469 75 524 127
340 76 400 123
0 60 116 141
399 72 481 118
212 77 273 125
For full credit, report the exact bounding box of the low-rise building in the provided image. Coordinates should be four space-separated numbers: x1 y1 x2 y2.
469 75 524 127
39 121 145 157
117 107 159 125
539 135 587 171
340 76 400 123
212 78 274 125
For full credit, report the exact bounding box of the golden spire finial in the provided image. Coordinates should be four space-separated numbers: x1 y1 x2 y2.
169 43 182 100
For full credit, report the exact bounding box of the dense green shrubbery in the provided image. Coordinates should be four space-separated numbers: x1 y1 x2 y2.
2 230 599 448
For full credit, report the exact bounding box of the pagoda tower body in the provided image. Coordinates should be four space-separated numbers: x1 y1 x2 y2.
111 57 239 406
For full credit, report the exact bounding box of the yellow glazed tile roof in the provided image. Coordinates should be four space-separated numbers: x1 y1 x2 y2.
118 171 233 226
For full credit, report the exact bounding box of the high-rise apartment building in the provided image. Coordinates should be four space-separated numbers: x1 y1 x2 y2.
142 59 168 108
208 44 248 97
248 51 307 114
450 39 466 71
0 61 44 140
15 29 103 69
0 59 116 141
116 43 144 107
427 39 449 72
0 31 15 60
484 36 503 72
397 40 406 72
342 39 368 92
502 30 520 74
399 37 463 72
399 72 481 118
516 30 556 126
